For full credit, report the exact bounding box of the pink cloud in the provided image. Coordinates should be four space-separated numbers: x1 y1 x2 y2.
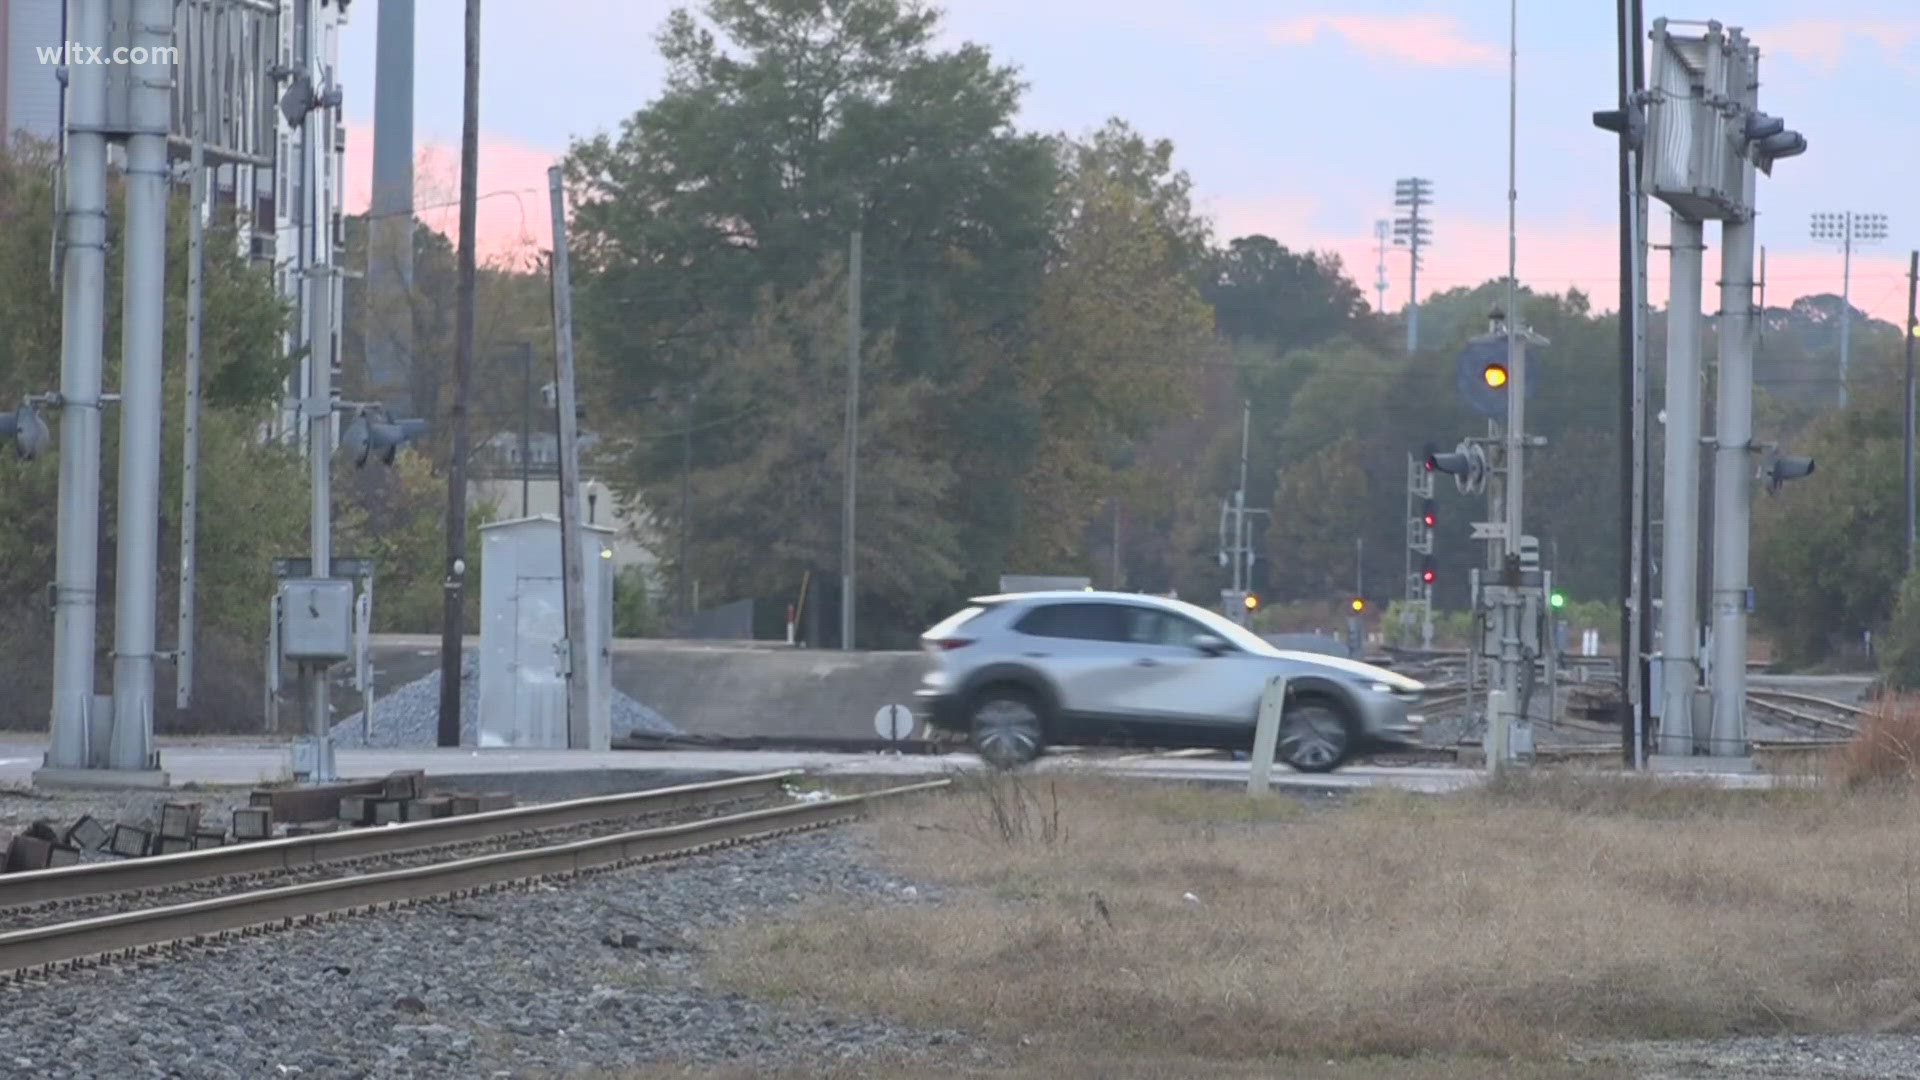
1749 19 1920 70
341 119 556 265
1269 13 1501 69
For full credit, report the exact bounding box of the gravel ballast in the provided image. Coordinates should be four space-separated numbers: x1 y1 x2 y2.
0 829 973 1079
333 653 679 748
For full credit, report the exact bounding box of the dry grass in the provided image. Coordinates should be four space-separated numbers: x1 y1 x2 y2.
603 1050 1626 1079
1835 694 1920 787
702 769 1920 1071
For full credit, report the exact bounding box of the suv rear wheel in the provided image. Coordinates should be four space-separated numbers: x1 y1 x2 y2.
970 686 1045 768
1277 697 1355 773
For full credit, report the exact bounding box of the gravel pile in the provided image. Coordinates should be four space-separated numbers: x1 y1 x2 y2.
332 653 679 748
0 830 976 1079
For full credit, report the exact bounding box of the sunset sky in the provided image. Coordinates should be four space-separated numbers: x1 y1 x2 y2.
337 1 1920 323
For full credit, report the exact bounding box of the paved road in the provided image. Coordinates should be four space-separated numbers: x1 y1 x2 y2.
0 737 1785 794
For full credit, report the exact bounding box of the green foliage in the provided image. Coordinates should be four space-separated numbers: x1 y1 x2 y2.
613 564 668 638
1751 358 1906 667
1879 569 1920 693
0 140 300 729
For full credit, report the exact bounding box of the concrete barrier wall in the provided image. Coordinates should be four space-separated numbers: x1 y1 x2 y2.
368 636 930 740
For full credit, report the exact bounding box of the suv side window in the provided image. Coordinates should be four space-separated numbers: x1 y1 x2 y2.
1013 603 1126 642
1117 607 1217 649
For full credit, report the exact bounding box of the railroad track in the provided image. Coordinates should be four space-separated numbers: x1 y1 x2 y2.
1746 690 1866 736
0 775 946 978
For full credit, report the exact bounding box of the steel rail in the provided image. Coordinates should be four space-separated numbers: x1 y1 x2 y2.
1746 688 1869 719
1745 694 1861 735
0 771 803 909
0 779 948 976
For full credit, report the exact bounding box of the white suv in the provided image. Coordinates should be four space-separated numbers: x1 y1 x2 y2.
914 591 1426 771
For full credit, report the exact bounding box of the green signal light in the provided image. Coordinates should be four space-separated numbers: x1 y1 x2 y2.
1549 591 1566 609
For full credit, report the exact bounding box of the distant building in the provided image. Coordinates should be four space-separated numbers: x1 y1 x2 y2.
470 429 661 579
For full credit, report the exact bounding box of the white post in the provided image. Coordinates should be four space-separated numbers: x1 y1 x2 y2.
1247 675 1287 795
1486 688 1512 775
46 0 111 771
107 0 177 772
1660 213 1706 756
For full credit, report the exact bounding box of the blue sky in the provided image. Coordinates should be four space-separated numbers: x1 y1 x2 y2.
337 1 1920 319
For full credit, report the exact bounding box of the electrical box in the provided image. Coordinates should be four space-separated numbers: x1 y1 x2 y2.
278 578 355 661
477 516 616 750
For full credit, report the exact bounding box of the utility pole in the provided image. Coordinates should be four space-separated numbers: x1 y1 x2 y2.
1905 250 1918 573
841 230 862 651
1219 402 1268 624
299 0 342 779
1373 219 1390 313
1489 0 1527 774
436 0 481 748
1810 211 1886 409
1235 401 1250 616
519 342 533 517
107 0 176 772
44 0 110 776
368 0 417 418
547 165 596 749
176 3 207 713
1609 0 1649 768
1393 178 1433 353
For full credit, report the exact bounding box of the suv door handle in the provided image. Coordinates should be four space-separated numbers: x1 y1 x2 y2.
1134 658 1161 667
1022 651 1049 658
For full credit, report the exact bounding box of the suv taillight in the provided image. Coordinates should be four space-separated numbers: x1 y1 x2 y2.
930 637 974 651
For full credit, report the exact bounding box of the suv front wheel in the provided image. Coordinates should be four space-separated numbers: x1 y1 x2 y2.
969 686 1046 768
1277 697 1356 773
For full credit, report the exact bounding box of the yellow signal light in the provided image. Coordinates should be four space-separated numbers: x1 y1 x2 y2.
1243 593 1259 611
1350 598 1365 613
1482 363 1509 389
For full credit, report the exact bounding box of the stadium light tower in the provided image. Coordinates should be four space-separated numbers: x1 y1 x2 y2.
1810 211 1887 408
1393 178 1433 354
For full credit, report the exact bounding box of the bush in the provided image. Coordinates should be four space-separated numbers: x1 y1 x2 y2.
1879 568 1920 693
1835 694 1920 787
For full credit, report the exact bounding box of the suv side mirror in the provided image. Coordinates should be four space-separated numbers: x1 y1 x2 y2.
1192 634 1229 656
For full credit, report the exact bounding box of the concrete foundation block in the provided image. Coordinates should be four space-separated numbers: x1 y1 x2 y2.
31 768 172 790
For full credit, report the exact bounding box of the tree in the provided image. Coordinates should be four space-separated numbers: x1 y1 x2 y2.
1266 434 1372 600
606 260 961 642
0 139 300 729
1006 123 1215 567
1751 352 1906 666
564 0 1058 633
1203 235 1367 348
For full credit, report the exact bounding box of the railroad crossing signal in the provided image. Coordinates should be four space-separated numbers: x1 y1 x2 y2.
0 403 51 460
340 406 429 468
1420 558 1436 584
1243 592 1260 612
1350 597 1366 613
1424 440 1488 495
